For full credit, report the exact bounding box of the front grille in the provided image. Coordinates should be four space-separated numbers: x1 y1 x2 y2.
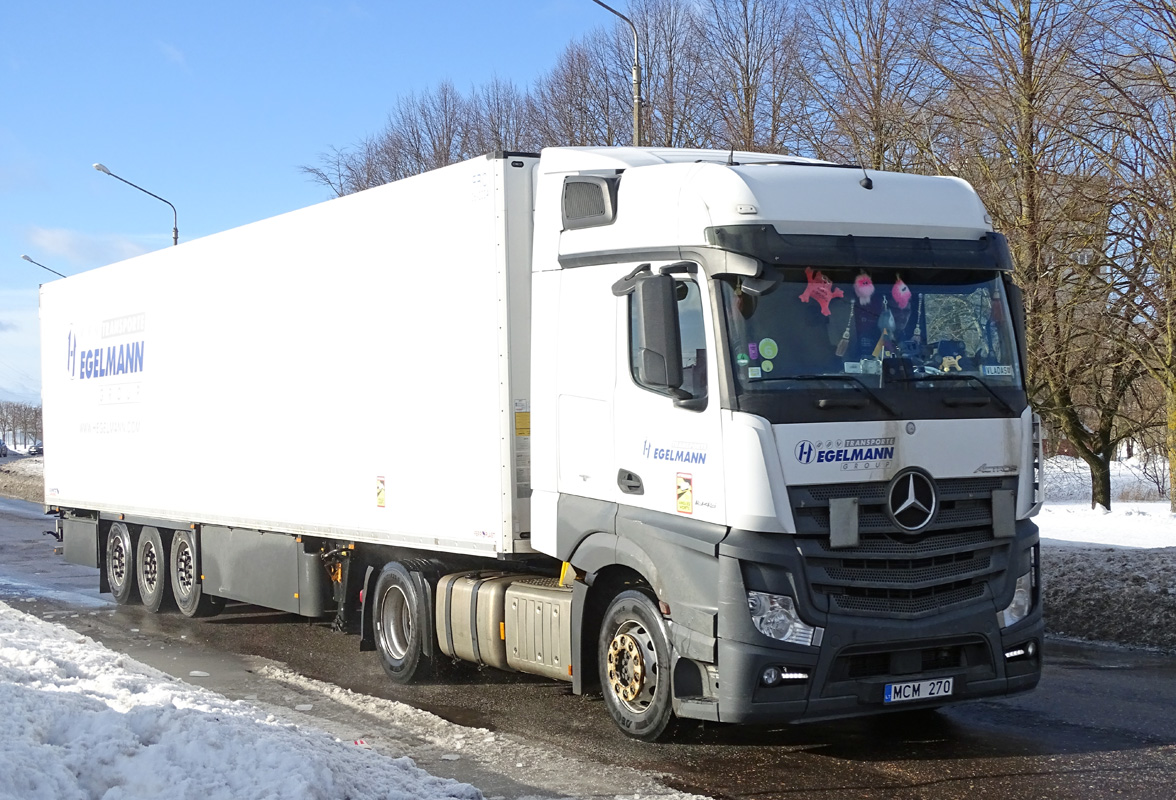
790 477 1015 618
823 554 991 585
828 582 985 615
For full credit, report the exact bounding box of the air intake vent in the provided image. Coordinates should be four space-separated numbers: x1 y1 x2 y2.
563 175 618 230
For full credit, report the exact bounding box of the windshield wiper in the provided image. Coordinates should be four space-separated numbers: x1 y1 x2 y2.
892 373 1017 415
780 375 901 417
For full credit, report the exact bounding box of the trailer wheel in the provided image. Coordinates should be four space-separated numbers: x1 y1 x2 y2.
599 589 677 741
105 522 138 605
169 529 223 618
372 562 434 683
135 526 172 613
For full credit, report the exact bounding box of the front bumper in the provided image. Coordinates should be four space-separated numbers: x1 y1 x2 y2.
674 521 1042 724
709 610 1041 724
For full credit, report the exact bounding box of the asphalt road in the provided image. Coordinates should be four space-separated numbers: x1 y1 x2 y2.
3 496 1175 799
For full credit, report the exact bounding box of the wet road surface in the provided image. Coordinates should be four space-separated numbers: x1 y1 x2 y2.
3 496 1174 799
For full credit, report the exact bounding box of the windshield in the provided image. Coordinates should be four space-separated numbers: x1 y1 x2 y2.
718 266 1026 422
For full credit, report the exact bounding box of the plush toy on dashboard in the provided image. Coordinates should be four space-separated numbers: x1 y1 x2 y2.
798 266 844 316
933 339 967 372
836 272 873 357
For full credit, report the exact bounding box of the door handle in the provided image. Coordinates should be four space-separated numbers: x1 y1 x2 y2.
617 469 644 495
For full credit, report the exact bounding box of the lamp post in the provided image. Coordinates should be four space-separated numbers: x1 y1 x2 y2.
20 254 66 279
590 0 641 147
93 163 179 246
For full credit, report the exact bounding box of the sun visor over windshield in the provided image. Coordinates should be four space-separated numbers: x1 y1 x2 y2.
705 226 1014 272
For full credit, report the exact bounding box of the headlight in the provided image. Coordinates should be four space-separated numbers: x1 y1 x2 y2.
998 569 1034 628
747 591 819 646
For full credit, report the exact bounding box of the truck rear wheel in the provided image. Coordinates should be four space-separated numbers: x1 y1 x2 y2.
135 526 172 613
599 589 677 741
169 529 223 618
373 562 435 683
105 522 137 605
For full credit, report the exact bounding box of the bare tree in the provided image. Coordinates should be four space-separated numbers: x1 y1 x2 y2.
628 0 717 147
465 77 538 155
1080 0 1176 509
798 0 940 169
699 0 799 151
0 401 42 449
929 0 1142 508
302 81 472 196
530 34 628 147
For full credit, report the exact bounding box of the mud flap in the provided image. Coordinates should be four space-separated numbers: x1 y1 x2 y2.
359 565 376 652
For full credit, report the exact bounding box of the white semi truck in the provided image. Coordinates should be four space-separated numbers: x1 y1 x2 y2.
41 147 1043 740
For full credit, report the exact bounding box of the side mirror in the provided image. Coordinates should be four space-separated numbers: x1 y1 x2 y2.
632 274 684 393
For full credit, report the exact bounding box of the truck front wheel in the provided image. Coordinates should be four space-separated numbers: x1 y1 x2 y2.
105 522 137 605
169 529 223 618
372 562 435 683
598 589 677 741
136 526 171 613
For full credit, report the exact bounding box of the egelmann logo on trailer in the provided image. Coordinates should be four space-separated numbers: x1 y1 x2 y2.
66 313 147 380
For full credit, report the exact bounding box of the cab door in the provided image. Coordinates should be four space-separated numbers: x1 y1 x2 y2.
611 264 726 525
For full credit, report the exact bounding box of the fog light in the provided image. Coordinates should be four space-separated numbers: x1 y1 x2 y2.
747 592 820 645
759 665 809 687
1005 640 1038 661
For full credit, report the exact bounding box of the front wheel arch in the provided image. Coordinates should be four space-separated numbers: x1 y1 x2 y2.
597 588 679 741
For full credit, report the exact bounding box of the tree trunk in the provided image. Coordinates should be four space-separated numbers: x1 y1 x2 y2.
1090 455 1112 511
1168 385 1176 514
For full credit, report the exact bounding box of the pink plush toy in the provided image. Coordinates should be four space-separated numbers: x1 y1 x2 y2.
891 275 911 310
854 273 874 304
799 267 844 316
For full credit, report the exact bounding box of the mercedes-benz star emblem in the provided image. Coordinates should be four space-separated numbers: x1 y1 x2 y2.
887 469 937 531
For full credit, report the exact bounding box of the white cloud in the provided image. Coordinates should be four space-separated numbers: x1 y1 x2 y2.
156 40 188 70
0 288 41 400
26 226 151 272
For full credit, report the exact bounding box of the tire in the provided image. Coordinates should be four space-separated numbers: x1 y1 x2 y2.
169 529 224 618
105 522 137 605
135 526 172 613
599 589 678 741
372 562 436 683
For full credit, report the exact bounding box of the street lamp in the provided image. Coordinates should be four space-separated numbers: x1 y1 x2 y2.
20 254 66 279
590 0 641 147
93 163 179 246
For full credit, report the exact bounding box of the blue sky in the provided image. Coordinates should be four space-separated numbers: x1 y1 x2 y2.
1 1 607 402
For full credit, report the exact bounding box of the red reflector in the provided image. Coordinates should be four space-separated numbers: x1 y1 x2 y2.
359 589 365 604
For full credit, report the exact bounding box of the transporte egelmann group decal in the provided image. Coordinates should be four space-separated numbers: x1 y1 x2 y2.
795 437 895 466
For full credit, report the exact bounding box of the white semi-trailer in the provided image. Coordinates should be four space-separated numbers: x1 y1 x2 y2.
42 147 1043 740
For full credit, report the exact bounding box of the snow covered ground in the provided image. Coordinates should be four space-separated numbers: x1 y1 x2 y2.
0 598 487 800
0 456 1173 799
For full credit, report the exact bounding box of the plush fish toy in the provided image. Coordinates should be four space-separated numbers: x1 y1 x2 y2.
891 275 911 310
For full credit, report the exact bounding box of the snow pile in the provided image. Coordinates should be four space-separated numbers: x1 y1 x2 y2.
1043 546 1176 651
0 454 42 503
0 599 481 800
